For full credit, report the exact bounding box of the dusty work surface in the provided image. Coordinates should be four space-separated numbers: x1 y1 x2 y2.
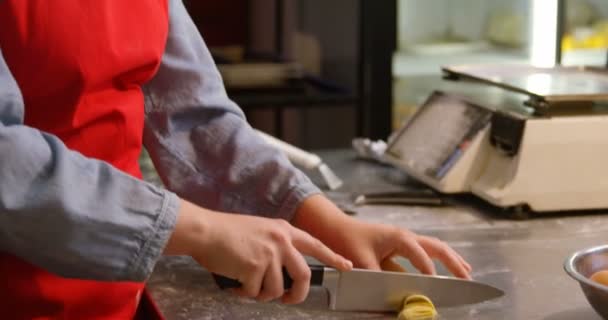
147 150 607 320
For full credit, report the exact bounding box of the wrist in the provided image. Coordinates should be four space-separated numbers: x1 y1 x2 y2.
163 199 210 256
292 194 356 248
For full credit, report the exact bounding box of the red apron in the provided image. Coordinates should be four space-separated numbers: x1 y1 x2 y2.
0 1 169 319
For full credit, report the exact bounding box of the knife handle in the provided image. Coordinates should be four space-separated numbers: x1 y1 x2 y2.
213 265 325 290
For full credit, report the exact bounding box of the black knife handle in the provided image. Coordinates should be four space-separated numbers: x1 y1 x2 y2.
213 265 325 290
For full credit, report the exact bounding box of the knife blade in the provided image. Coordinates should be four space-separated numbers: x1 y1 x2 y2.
213 266 504 312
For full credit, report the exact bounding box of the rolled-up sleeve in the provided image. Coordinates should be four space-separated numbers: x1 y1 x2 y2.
143 0 320 220
0 48 180 282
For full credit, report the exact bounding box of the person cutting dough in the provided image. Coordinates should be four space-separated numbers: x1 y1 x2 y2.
0 0 471 319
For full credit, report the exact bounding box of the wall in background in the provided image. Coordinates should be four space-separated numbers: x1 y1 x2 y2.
185 1 361 150
295 0 359 149
244 0 361 149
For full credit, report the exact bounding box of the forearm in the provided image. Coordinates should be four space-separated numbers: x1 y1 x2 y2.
292 194 356 251
144 0 320 219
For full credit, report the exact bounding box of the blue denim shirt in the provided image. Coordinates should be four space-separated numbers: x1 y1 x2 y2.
0 0 320 282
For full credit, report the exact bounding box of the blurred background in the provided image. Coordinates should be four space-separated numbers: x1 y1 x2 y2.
180 0 608 149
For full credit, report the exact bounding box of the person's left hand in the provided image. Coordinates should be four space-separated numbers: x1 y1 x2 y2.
325 218 472 279
293 195 472 279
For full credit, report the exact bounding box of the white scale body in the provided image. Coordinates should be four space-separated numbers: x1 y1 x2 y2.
384 90 608 213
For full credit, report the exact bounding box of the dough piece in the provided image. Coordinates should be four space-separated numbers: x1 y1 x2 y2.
397 294 438 320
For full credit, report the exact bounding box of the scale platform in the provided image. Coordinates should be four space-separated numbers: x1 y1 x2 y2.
442 64 608 110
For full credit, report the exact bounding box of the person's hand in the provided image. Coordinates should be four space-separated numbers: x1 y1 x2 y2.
327 219 471 279
164 200 353 304
293 195 472 279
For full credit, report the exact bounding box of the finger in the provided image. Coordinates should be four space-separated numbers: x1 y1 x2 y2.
440 241 472 272
417 237 471 279
420 237 471 279
256 261 284 302
417 237 468 278
355 254 382 270
233 263 266 298
229 288 248 298
380 257 407 273
454 252 472 273
396 234 436 276
291 228 352 271
458 254 473 273
443 243 472 273
281 245 311 304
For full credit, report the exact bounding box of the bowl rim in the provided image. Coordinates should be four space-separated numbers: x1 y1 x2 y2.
564 244 608 292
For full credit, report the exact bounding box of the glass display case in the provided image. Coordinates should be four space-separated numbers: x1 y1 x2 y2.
561 0 608 66
391 0 608 129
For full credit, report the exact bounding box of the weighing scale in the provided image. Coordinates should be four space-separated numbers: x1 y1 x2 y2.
384 64 608 215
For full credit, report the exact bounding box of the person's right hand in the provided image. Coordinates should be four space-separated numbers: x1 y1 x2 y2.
164 200 353 304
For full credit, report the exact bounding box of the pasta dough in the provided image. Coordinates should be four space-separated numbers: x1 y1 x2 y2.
381 258 436 320
397 294 438 320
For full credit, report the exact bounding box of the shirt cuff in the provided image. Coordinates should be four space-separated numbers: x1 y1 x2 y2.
278 172 322 222
128 188 180 281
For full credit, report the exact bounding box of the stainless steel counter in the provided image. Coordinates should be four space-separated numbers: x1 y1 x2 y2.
147 150 608 320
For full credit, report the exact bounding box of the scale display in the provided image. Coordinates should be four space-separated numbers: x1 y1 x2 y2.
386 91 492 179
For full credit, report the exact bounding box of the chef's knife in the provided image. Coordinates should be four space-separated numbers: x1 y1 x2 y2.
213 266 504 311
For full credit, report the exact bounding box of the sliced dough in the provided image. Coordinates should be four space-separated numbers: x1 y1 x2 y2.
398 294 438 320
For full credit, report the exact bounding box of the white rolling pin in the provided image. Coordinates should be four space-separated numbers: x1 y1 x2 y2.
256 130 343 190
